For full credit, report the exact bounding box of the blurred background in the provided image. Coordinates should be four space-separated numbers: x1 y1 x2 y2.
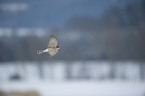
0 0 145 96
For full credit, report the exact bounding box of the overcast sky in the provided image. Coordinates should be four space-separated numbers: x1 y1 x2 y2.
0 0 138 28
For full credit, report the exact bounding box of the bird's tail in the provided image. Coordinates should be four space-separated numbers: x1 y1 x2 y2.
37 50 45 55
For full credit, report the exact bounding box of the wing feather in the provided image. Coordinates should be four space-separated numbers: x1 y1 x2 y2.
48 35 58 47
48 49 58 57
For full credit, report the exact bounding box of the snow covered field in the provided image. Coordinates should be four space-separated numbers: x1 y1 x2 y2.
0 80 145 96
0 61 145 96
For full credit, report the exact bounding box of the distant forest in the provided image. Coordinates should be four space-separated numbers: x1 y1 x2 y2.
0 1 145 62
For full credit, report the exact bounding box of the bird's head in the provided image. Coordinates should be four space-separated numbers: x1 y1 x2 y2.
56 46 60 49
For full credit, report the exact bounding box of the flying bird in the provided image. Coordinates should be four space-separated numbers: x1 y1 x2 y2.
37 35 60 57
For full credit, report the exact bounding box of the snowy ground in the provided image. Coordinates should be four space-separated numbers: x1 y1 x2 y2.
0 61 145 96
0 80 145 96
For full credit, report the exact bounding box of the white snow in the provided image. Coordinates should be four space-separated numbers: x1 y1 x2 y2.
0 81 145 96
0 61 145 96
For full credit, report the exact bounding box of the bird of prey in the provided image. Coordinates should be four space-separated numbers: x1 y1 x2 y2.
37 35 60 57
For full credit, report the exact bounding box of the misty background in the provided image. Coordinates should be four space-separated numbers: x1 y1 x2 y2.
0 0 145 96
0 0 145 61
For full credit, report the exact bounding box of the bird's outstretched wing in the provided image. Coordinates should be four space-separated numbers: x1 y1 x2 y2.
48 35 58 47
48 49 58 57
